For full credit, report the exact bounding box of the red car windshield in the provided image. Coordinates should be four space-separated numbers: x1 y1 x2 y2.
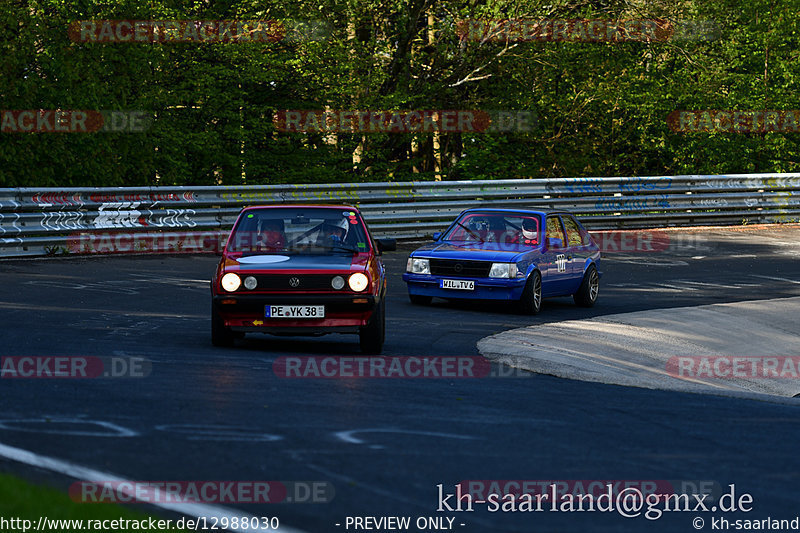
226 208 370 254
444 213 541 245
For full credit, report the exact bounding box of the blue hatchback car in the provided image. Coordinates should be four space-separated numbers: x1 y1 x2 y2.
402 208 601 314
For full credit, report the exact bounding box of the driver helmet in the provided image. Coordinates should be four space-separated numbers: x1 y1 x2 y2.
260 219 285 248
522 218 537 240
326 218 349 240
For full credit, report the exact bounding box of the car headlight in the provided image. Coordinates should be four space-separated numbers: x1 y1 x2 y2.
221 272 242 292
489 263 518 278
243 276 257 290
331 275 346 290
407 257 430 274
348 272 369 292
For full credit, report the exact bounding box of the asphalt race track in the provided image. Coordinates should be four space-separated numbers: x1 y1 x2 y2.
1 227 800 533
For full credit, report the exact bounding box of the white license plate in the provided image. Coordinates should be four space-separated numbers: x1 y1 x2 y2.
441 279 475 290
266 305 325 318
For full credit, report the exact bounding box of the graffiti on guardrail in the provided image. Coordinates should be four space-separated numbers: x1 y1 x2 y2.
41 211 84 231
92 203 143 228
695 198 728 207
87 192 196 203
768 193 800 209
25 192 197 208
218 189 365 202
763 177 800 189
288 189 363 201
695 177 800 190
594 196 670 210
617 177 672 192
140 209 198 228
563 177 603 194
219 191 283 201
88 205 198 229
384 188 417 199
3 210 203 234
387 184 516 199
553 177 674 195
30 193 84 206
0 213 21 235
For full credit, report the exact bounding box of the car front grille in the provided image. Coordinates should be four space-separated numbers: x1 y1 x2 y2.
429 259 492 278
251 274 337 291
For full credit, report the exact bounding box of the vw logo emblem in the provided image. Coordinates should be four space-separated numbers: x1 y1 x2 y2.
453 263 463 273
289 277 301 288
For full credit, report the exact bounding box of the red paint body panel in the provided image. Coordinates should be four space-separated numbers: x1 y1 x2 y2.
211 205 387 335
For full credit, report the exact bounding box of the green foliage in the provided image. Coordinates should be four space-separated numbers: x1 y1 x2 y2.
0 472 188 532
0 0 798 187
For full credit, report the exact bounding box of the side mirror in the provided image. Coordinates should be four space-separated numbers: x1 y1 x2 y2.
375 238 396 253
432 232 442 241
546 237 564 249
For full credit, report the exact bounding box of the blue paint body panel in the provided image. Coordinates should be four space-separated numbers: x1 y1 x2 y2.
402 208 601 303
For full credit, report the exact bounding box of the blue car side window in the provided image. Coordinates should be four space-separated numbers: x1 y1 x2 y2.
545 216 566 249
561 216 585 248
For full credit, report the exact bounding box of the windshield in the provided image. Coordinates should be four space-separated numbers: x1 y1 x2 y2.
443 212 542 245
226 207 370 254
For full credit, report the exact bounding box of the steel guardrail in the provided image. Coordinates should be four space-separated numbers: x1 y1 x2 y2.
1 173 798 257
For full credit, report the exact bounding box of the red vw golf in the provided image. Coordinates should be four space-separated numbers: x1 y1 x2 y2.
211 205 395 353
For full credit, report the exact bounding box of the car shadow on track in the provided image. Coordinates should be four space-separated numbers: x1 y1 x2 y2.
233 334 368 355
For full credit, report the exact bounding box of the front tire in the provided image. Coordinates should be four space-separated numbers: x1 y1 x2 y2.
359 298 385 354
518 270 542 315
211 302 235 347
573 265 599 307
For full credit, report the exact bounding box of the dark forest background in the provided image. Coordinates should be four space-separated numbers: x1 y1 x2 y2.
1 0 797 187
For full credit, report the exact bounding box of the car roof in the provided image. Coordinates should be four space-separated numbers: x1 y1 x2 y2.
241 204 359 212
460 207 575 216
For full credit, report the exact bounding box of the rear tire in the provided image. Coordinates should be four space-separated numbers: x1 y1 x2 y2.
211 303 235 347
517 271 542 315
359 298 385 354
409 294 432 305
573 265 599 307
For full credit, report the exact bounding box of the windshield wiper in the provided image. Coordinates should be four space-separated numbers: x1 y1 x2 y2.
455 222 484 243
325 242 359 253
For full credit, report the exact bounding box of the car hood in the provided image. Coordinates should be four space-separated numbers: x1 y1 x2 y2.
226 253 367 271
411 241 534 262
